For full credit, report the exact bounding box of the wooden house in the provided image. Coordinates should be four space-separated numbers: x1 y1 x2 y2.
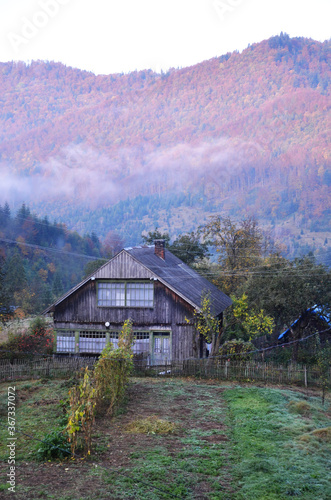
43 240 232 364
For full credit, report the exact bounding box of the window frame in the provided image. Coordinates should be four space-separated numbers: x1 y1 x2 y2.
96 280 154 308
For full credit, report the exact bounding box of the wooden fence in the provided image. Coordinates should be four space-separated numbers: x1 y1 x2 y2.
0 356 97 381
133 359 330 388
0 356 329 388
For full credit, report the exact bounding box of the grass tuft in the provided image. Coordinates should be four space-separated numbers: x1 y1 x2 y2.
299 426 331 443
288 400 312 416
125 415 181 435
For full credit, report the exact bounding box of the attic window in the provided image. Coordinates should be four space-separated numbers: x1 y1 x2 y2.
97 281 154 308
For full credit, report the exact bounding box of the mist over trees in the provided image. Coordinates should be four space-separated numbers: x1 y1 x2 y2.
0 35 329 258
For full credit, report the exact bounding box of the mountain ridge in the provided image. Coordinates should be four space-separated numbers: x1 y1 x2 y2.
0 34 330 256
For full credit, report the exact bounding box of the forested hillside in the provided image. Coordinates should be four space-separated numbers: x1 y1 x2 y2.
0 203 105 315
0 33 330 252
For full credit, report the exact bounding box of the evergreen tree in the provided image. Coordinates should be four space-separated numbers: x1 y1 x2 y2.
4 251 27 301
0 256 13 322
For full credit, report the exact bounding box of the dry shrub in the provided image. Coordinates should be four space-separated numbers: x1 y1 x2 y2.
288 400 311 416
125 416 180 435
299 427 331 444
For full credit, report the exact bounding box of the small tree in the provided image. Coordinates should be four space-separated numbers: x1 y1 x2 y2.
218 339 255 361
226 293 275 342
190 292 221 357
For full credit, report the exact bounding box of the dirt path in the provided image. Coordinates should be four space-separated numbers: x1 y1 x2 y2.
0 378 236 499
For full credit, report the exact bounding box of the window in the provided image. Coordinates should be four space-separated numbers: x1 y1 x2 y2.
79 331 107 353
97 281 154 308
56 331 75 353
133 332 150 354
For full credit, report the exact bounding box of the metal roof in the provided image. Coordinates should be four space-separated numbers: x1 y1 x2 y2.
43 245 232 315
126 246 232 315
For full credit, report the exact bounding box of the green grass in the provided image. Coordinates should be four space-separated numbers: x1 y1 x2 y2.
0 378 329 499
0 378 70 460
223 387 331 499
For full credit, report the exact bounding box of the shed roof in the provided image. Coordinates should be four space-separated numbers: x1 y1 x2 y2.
278 305 331 340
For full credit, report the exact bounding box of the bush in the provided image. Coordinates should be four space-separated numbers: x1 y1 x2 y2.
94 319 134 415
0 317 54 360
66 319 134 457
218 339 255 361
36 428 71 461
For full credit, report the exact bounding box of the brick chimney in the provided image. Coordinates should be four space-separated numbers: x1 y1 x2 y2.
154 239 165 260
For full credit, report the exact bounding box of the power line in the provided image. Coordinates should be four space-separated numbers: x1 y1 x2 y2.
0 237 106 262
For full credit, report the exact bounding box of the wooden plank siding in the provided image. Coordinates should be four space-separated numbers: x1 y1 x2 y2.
46 247 232 362
93 251 155 280
53 253 197 361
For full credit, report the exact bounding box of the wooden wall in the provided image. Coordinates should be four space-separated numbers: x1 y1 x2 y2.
53 280 197 360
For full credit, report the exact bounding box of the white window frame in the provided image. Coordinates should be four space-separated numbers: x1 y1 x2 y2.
97 281 154 308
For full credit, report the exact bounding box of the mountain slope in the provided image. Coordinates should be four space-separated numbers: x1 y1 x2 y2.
0 34 330 250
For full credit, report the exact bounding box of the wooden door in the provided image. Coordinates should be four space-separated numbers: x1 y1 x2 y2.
152 334 171 364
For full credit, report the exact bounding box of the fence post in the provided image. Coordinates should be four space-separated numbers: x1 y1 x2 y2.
304 365 307 387
225 360 229 379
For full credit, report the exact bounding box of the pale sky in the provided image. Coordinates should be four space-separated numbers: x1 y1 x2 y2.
0 0 330 75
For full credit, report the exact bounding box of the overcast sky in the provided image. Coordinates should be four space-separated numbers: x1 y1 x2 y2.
1 0 330 75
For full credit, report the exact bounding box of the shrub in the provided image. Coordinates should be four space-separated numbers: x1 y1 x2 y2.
0 317 54 360
94 319 134 415
67 367 96 456
36 428 71 461
66 319 134 457
218 339 255 361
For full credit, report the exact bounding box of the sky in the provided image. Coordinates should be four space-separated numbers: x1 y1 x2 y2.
0 0 330 75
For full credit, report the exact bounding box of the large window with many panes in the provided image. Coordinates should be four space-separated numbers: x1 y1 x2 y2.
97 281 154 308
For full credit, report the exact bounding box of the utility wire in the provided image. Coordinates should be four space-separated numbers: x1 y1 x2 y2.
0 237 106 261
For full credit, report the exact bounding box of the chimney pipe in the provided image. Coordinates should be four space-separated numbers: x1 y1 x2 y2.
154 239 165 260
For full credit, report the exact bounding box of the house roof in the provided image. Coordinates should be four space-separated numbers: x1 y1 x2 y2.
43 244 232 315
126 246 232 314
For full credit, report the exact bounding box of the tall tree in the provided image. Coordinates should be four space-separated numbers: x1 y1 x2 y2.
141 228 171 246
241 254 331 334
4 251 27 302
170 231 210 266
0 256 13 323
201 216 265 294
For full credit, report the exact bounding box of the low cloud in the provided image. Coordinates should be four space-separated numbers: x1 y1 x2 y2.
0 138 261 209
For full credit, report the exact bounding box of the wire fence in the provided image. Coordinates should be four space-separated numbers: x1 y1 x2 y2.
0 356 329 388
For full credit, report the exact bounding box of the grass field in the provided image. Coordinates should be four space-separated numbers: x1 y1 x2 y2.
0 377 330 499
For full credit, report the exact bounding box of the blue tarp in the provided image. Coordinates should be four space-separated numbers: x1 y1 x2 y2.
278 305 330 340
